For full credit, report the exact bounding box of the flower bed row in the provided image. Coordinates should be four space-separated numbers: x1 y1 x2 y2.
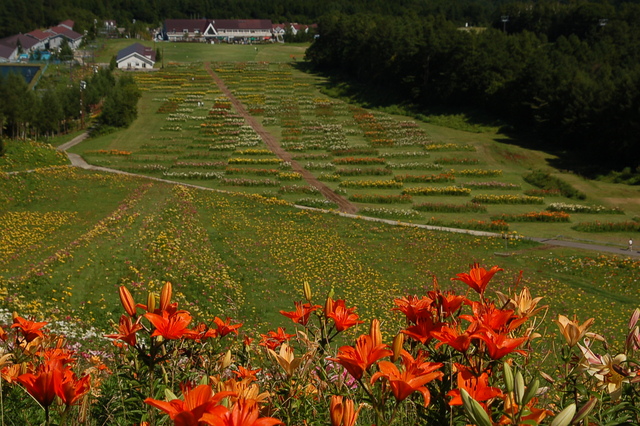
546 202 624 214
402 186 471 196
394 172 455 183
412 201 487 213
349 193 413 204
339 180 404 189
572 220 640 232
490 211 571 222
471 194 544 204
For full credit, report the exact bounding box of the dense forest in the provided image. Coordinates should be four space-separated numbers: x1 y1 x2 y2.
306 3 640 172
3 0 640 173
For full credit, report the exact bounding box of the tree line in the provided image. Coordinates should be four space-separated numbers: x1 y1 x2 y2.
0 0 532 39
0 68 140 140
305 3 640 172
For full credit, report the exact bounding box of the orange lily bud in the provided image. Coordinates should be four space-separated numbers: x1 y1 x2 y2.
391 332 404 362
303 281 312 303
146 292 156 313
370 319 382 347
119 286 137 317
159 282 172 312
221 350 232 369
325 296 334 319
329 395 344 426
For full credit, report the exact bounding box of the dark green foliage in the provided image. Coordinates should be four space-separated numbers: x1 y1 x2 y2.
305 4 640 172
523 170 587 200
100 75 141 128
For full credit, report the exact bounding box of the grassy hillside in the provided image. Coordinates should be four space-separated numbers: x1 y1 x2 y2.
73 42 640 247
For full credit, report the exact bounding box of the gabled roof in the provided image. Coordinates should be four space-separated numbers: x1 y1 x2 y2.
212 19 272 30
0 34 39 50
164 19 209 33
59 20 74 30
0 44 17 60
47 26 83 41
27 29 51 41
116 43 156 62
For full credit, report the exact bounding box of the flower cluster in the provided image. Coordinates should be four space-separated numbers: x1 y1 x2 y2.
491 211 571 222
471 194 544 204
402 186 471 196
394 172 455 183
349 194 413 204
339 180 403 189
546 203 624 214
412 201 487 213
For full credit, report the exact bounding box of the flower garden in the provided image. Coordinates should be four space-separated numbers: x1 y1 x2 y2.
67 60 638 241
1 47 639 424
1 148 640 423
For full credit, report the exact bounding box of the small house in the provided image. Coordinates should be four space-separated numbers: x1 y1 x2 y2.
116 43 156 70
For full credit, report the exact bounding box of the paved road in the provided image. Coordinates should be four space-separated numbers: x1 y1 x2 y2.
54 130 640 259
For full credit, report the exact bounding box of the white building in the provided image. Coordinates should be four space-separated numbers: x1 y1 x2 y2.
116 43 156 70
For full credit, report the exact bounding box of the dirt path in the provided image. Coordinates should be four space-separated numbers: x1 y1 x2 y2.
204 62 358 214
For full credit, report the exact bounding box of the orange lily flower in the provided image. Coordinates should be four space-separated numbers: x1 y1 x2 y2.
462 301 525 333
201 398 283 425
452 263 503 295
144 310 193 340
328 301 364 332
144 384 234 424
258 327 295 350
213 317 243 337
232 366 261 382
330 395 361 426
430 290 467 318
431 324 477 353
11 316 48 342
499 396 553 425
16 362 61 408
105 314 143 346
329 334 392 380
280 302 320 326
56 369 91 406
402 317 443 345
475 330 528 360
448 363 503 407
371 351 443 406
393 295 435 324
